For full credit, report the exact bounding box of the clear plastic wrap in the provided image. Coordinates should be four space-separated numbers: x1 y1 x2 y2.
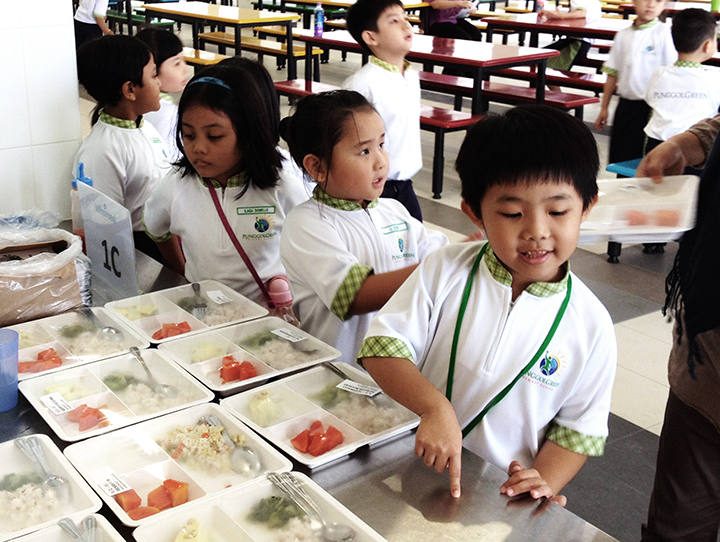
0 229 84 327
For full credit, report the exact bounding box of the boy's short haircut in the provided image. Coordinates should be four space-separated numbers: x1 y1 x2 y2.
456 105 599 218
77 35 151 107
136 28 183 73
670 8 718 54
346 0 405 52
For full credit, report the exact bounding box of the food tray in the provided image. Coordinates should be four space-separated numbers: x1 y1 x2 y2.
579 175 700 244
105 280 268 345
4 308 150 382
19 349 213 442
0 435 102 541
63 404 293 528
132 472 386 542
158 317 341 396
11 514 124 542
220 364 419 469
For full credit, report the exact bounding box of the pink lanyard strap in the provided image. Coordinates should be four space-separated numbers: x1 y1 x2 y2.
207 183 276 309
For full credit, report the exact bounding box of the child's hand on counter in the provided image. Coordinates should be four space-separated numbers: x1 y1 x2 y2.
500 461 567 506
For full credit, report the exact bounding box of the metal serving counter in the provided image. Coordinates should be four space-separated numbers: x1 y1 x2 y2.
0 250 618 542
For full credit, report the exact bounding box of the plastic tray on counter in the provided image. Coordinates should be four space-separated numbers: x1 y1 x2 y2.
158 316 341 396
579 175 700 244
18 349 214 442
4 308 150 382
0 435 102 541
132 472 386 542
105 280 268 345
62 404 293 528
10 514 124 542
220 363 419 469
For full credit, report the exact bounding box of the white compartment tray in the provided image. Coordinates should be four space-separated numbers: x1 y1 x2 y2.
132 472 386 542
579 175 700 244
10 514 124 542
19 349 213 442
105 280 267 345
0 435 102 541
158 317 341 396
221 363 419 469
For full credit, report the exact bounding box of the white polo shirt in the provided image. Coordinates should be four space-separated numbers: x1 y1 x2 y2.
602 19 677 100
360 243 617 469
343 58 422 181
74 0 109 23
280 187 448 364
645 62 720 141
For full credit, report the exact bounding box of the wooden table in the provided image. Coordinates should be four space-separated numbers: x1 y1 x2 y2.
618 1 720 17
482 12 631 46
141 2 302 78
300 30 559 114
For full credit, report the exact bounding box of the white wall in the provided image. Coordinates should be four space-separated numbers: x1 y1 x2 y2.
0 0 82 220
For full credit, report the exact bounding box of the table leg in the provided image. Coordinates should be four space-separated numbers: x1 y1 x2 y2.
286 23 296 80
529 31 539 48
536 59 546 103
305 41 314 81
193 22 201 50
485 25 494 43
126 0 133 36
235 25 243 56
471 67 486 115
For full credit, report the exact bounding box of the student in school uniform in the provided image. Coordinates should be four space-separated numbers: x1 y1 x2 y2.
74 0 113 49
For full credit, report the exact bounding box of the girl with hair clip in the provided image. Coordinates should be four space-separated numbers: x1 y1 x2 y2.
143 62 309 313
279 90 448 365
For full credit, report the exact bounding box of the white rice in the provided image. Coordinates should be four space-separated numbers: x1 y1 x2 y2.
115 382 193 416
327 395 413 435
158 424 246 473
0 483 61 532
249 339 318 370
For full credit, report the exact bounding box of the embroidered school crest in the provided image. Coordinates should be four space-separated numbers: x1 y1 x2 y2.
398 238 404 253
540 352 559 376
255 217 270 233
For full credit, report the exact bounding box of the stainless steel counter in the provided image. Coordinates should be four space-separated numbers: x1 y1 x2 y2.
0 249 619 542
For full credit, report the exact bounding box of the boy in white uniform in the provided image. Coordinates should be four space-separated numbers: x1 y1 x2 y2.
360 105 617 503
594 0 676 163
343 0 423 222
644 8 720 155
74 0 112 49
74 35 169 262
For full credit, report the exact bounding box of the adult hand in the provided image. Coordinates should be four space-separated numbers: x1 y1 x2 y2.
594 109 608 131
415 402 463 498
636 139 688 183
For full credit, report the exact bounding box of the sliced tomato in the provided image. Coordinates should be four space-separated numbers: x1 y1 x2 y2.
238 361 256 381
177 321 191 333
324 425 344 451
37 348 58 361
18 361 42 373
67 404 90 423
222 355 237 366
307 433 329 457
291 429 311 453
220 361 241 383
308 420 325 437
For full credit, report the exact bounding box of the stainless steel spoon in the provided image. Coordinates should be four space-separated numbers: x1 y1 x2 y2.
58 518 86 542
129 347 178 398
202 414 263 477
15 436 70 501
81 515 96 542
81 307 124 340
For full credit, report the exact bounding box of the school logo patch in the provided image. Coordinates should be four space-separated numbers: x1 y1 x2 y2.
398 238 404 253
523 350 566 391
255 217 270 233
540 352 559 376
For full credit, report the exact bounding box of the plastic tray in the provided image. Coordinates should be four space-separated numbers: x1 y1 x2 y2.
579 175 700 244
19 349 214 442
132 472 386 542
63 404 293 528
158 317 341 396
10 514 124 542
4 308 149 382
0 435 102 541
220 364 419 469
105 280 268 345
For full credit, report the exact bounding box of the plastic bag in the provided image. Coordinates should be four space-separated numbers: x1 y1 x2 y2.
0 229 85 326
0 210 59 231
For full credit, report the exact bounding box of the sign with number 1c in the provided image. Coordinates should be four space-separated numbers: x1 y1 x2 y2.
77 183 139 299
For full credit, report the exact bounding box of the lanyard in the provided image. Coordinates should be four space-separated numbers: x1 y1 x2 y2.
446 244 572 438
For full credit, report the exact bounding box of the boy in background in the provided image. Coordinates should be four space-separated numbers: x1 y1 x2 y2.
359 106 616 502
74 35 169 262
343 0 423 222
644 8 720 155
594 0 676 163
74 0 113 49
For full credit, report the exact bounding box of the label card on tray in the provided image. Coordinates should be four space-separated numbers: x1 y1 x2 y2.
337 380 382 397
96 467 132 496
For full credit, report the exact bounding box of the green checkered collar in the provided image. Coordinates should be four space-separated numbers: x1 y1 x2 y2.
312 184 379 210
199 172 248 189
675 60 702 68
483 245 569 297
633 18 659 30
370 55 411 74
99 109 144 129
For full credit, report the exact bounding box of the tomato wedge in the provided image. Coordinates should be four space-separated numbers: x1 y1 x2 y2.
291 429 311 453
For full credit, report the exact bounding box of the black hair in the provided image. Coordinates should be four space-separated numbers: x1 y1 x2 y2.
279 90 377 180
346 0 406 52
671 8 717 53
175 63 282 194
456 105 599 218
135 28 183 75
76 35 152 125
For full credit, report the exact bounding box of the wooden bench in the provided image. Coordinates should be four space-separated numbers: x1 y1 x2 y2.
417 71 599 119
253 25 333 64
252 0 347 29
491 66 606 94
182 47 229 69
106 9 174 33
198 31 325 75
273 79 483 198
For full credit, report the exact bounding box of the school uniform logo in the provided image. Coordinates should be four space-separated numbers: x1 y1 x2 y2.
237 206 278 240
523 350 566 391
255 218 270 232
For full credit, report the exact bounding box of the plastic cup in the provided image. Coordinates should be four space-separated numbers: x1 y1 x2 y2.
0 329 19 412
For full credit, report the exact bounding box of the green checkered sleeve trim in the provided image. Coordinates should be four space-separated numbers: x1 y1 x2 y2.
357 336 415 363
330 264 373 321
546 423 606 456
142 214 172 243
601 66 618 77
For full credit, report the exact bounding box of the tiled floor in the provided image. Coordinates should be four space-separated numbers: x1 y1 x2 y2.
77 14 673 540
